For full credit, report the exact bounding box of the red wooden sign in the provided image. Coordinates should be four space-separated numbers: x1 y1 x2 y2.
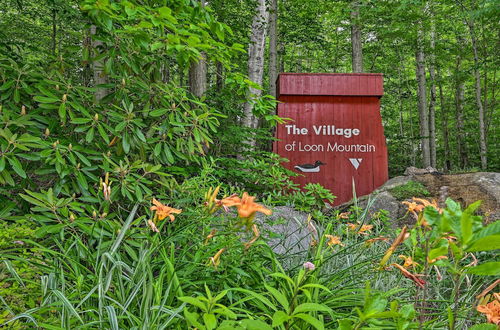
273 73 388 206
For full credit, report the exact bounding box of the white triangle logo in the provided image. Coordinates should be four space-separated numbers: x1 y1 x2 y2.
349 158 363 170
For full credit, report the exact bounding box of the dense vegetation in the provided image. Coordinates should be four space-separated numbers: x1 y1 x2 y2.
0 0 499 329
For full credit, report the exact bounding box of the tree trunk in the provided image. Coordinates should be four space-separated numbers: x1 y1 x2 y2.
415 24 431 167
350 0 363 73
90 25 108 102
216 61 224 92
437 67 451 171
269 0 278 97
242 0 269 133
455 53 468 169
465 19 487 169
188 53 207 98
189 1 207 98
428 19 437 168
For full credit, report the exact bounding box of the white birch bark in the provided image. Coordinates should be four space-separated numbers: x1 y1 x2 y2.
416 24 431 167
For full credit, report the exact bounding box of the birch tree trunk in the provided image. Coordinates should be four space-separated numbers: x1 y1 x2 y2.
428 18 437 168
465 18 487 169
268 0 278 97
90 25 108 102
351 0 363 73
242 0 269 133
415 24 431 167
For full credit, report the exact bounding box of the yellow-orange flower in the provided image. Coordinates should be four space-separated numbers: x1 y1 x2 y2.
326 235 344 247
477 293 500 325
379 226 408 268
402 197 442 222
347 222 373 235
150 198 182 222
398 255 419 269
365 236 389 246
204 229 217 245
337 212 350 220
234 192 272 219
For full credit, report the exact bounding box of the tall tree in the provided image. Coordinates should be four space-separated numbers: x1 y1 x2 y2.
189 1 207 98
428 14 437 168
351 0 363 72
242 0 269 133
454 44 468 169
463 11 487 169
415 22 431 167
269 0 278 97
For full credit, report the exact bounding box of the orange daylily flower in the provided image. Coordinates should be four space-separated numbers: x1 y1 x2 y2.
234 192 272 219
209 248 226 269
218 194 242 210
337 212 350 220
326 235 345 247
477 293 500 325
391 263 426 289
398 255 419 269
402 198 442 223
150 198 182 222
347 222 373 235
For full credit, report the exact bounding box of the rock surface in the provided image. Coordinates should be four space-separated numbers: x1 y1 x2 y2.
334 172 500 223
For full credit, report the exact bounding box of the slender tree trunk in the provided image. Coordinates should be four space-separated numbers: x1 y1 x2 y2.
188 53 207 98
428 19 437 168
216 61 224 92
189 1 207 98
465 19 487 169
242 0 269 134
351 0 363 73
437 67 451 171
455 53 468 169
269 0 278 97
415 24 431 167
90 25 108 102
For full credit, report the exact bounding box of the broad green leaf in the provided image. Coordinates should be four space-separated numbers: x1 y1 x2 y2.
292 313 324 330
7 156 26 178
466 262 500 276
271 310 288 327
293 303 331 315
264 284 289 311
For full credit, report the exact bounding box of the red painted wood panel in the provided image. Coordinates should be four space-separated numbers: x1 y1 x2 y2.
275 74 388 206
278 73 384 97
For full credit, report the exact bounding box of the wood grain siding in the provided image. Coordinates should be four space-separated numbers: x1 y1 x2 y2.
278 73 384 97
274 74 388 206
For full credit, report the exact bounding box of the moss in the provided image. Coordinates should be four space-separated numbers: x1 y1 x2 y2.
390 181 430 200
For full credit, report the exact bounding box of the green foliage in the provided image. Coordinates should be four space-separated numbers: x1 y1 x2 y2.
390 181 430 200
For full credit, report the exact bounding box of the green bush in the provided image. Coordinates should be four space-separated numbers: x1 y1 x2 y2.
389 181 430 200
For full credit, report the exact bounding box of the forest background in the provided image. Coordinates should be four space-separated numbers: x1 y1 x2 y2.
1 0 498 176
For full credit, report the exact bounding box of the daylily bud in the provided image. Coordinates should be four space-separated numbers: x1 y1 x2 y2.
106 151 111 157
69 213 75 222
92 210 97 218
21 105 26 115
44 128 50 137
171 103 176 109
101 212 107 218
68 143 72 151
94 113 99 121
76 163 80 169
105 172 109 185
55 85 60 90
52 141 58 148
121 78 126 86
72 193 76 199
62 94 67 102
99 177 103 189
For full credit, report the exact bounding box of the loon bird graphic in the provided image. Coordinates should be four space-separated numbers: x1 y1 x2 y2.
294 160 326 173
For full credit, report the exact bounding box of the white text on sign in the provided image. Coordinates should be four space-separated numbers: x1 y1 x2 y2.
285 125 361 138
